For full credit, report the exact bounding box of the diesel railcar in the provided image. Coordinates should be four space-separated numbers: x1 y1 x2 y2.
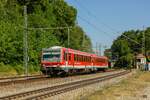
41 46 108 75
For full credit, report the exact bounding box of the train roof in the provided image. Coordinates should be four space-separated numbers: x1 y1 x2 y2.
43 46 107 59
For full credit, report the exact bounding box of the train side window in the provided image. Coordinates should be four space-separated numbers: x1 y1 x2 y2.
74 54 75 61
78 55 80 61
75 54 77 61
103 59 105 63
76 54 77 61
64 52 67 61
80 55 81 62
104 59 106 63
86 56 88 62
79 55 80 62
82 56 84 62
89 57 91 62
63 52 65 60
69 53 71 61
74 54 76 61
86 56 87 62
102 59 105 62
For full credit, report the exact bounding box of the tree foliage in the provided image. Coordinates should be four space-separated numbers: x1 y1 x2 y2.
0 0 92 69
111 27 150 68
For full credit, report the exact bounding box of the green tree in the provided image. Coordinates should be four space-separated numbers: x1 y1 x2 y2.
0 0 92 74
111 27 150 68
111 40 133 68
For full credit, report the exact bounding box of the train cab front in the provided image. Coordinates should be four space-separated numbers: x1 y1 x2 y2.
41 47 62 75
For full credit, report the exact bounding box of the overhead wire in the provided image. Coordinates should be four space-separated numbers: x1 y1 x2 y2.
74 0 116 37
74 0 141 46
78 15 114 40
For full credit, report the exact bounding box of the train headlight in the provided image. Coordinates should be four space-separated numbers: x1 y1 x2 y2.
42 64 46 67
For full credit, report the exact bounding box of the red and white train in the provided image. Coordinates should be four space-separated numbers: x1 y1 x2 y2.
41 46 108 75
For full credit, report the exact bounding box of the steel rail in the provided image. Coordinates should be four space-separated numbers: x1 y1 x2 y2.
0 75 47 86
0 69 116 86
27 70 130 100
0 70 130 100
0 75 43 80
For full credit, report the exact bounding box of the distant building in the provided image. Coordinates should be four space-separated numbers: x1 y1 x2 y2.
104 49 113 68
135 54 146 70
146 51 150 71
104 49 112 59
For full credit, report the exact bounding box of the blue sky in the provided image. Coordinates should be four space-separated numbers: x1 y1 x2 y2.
66 0 150 53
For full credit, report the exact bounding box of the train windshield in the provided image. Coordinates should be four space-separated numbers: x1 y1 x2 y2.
43 50 61 62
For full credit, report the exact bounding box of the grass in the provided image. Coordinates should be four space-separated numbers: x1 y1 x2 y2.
83 71 150 100
0 63 17 77
0 62 41 77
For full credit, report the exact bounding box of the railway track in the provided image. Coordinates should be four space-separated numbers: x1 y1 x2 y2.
0 70 131 100
0 69 116 86
0 75 43 80
0 75 48 86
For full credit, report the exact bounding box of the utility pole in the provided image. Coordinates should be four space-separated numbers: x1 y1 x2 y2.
96 42 98 55
99 43 101 56
67 27 70 48
23 3 73 73
103 45 107 56
67 27 70 63
142 26 145 56
82 33 85 48
24 5 28 76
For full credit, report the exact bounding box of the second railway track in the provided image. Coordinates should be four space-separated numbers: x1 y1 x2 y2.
0 75 48 86
0 69 115 86
0 70 131 100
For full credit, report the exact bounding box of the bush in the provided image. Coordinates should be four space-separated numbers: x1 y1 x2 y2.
28 65 40 74
0 62 17 76
114 54 133 69
13 65 24 75
0 62 40 76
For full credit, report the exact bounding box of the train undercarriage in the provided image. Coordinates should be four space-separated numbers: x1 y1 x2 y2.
41 66 107 77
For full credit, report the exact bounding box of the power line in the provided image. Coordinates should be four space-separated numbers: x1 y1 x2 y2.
74 0 119 32
74 0 116 39
74 0 117 34
78 15 114 55
74 0 142 46
78 15 115 39
27 27 73 30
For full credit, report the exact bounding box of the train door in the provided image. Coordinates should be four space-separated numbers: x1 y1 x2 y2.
63 50 68 72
